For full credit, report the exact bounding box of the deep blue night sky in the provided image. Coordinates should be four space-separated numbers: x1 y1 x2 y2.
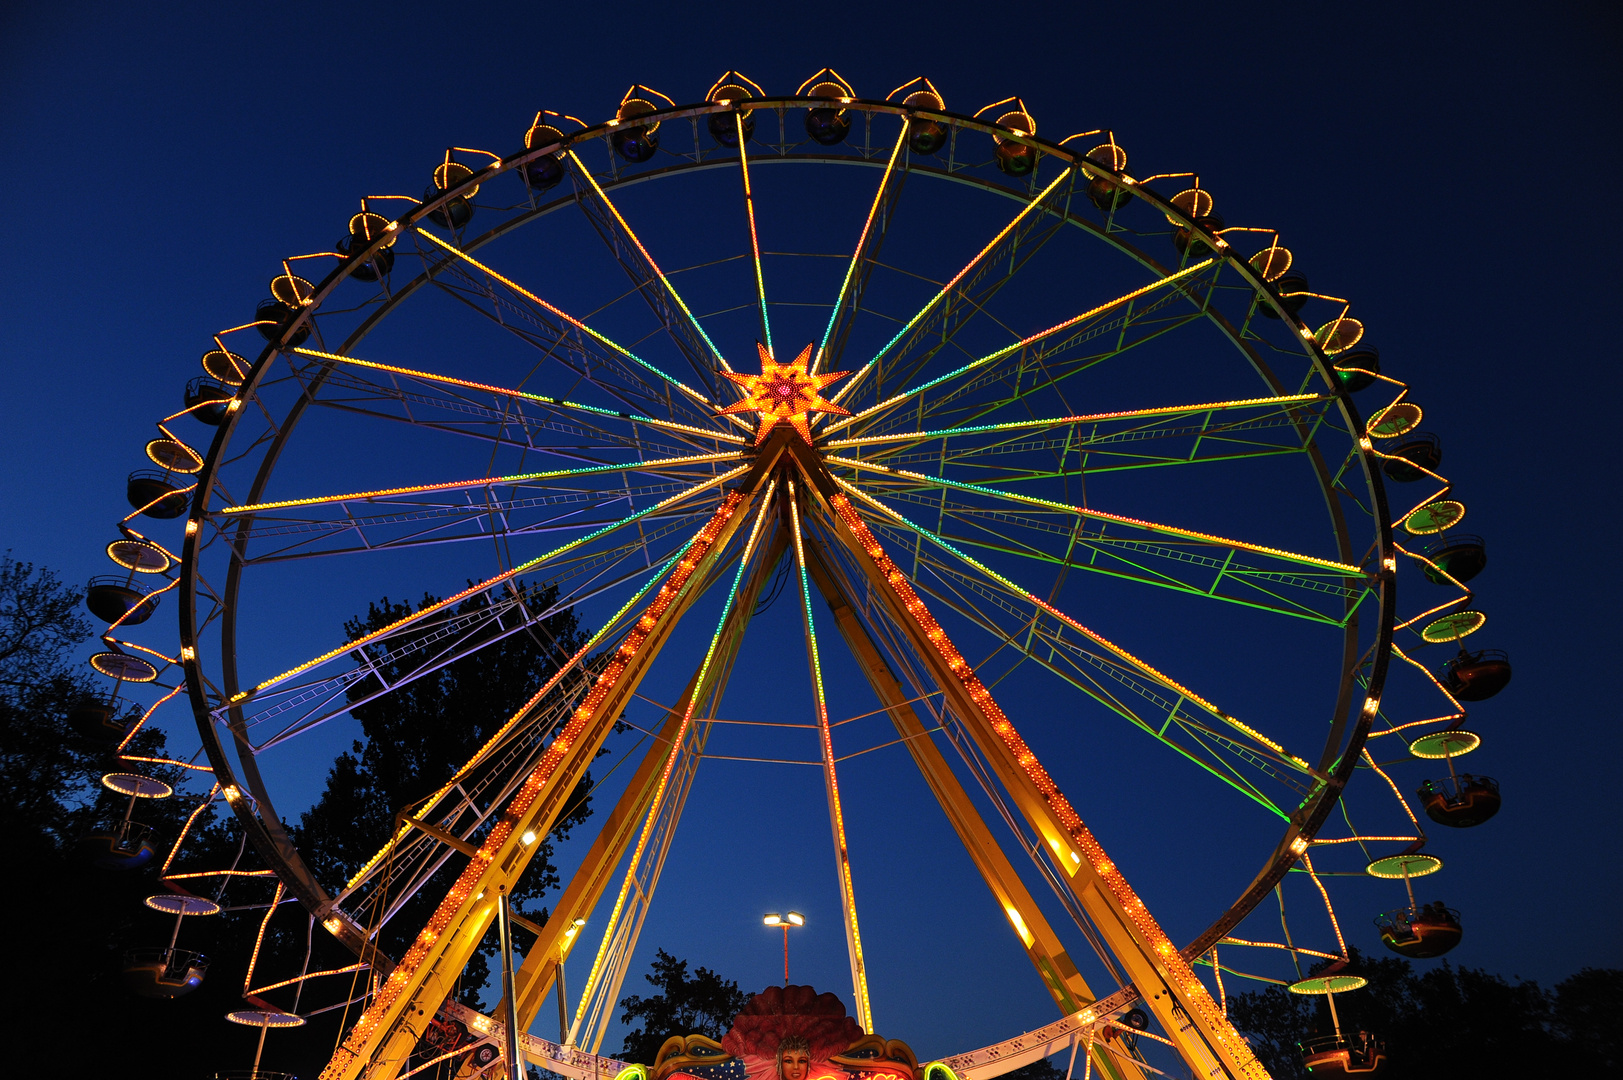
3 0 1619 1069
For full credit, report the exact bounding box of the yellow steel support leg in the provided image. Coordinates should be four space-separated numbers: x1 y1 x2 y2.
319 456 779 1080
481 527 789 1069
787 448 1267 1080
800 540 1145 1080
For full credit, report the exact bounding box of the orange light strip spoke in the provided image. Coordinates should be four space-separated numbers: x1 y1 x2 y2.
233 465 748 704
814 118 909 376
824 256 1217 431
788 478 872 1031
827 456 1362 576
565 150 733 374
572 481 777 1038
830 168 1076 411
290 346 746 444
321 490 750 1080
828 492 1268 1079
824 392 1328 450
218 451 745 515
414 226 741 426
830 493 1272 1071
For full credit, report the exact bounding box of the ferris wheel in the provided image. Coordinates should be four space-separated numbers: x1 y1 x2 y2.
77 69 1510 1080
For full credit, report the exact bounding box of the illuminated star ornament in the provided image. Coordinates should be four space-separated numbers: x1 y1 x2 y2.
720 342 851 445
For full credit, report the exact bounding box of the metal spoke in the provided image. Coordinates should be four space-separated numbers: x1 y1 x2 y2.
216 451 746 517
221 480 704 562
826 393 1330 451
415 226 744 431
567 150 734 383
226 464 750 706
865 486 1365 626
833 475 1312 772
829 166 1077 411
814 118 911 375
828 456 1364 575
823 257 1218 437
292 347 745 445
735 115 773 352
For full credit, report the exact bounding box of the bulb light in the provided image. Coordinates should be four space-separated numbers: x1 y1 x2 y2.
321 493 746 1080
830 492 1268 1079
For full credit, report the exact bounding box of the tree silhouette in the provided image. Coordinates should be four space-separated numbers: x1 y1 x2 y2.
619 948 752 1064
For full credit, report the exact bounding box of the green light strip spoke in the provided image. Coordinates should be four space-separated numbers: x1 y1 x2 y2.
827 455 1364 575
823 256 1218 438
838 478 1310 772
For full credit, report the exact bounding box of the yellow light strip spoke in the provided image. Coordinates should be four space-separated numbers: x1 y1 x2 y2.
570 479 779 1035
829 166 1076 410
414 227 744 429
231 465 749 704
219 451 746 515
813 118 910 376
824 392 1328 449
566 150 734 375
823 257 1217 435
736 115 771 354
291 347 746 444
826 456 1362 576
832 475 1304 766
788 477 873 1032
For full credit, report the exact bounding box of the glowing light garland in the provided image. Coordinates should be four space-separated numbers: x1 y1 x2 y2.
827 492 1269 1080
789 479 872 1032
321 491 747 1080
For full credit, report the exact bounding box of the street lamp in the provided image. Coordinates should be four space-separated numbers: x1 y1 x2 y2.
763 911 804 986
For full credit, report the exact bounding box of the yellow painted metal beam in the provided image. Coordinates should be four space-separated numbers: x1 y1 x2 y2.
319 443 790 1080
799 539 1145 1080
784 446 1268 1080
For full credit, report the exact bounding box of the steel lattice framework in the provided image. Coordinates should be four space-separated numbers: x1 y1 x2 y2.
89 79 1494 1080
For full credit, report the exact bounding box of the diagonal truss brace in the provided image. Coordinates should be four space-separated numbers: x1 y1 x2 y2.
319 442 791 1080
798 538 1146 1080
784 440 1270 1080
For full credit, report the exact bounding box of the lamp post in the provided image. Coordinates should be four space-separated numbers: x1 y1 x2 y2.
763 911 804 986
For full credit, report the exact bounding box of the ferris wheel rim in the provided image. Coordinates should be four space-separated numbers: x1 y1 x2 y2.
170 97 1399 1003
